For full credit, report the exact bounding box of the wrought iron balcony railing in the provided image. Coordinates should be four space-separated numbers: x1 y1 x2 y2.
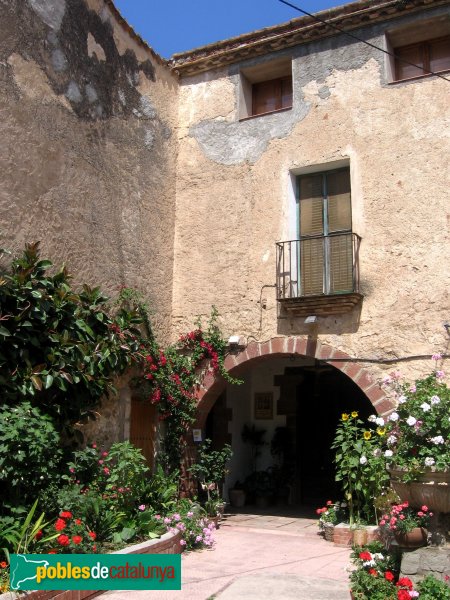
276 233 362 315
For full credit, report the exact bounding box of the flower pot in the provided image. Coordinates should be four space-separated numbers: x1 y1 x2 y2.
393 526 427 548
389 467 450 513
323 522 334 542
352 528 368 546
229 488 246 507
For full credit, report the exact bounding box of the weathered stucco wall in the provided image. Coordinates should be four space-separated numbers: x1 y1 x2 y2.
0 0 178 341
172 7 450 383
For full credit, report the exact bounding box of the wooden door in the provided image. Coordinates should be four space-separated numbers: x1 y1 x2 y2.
129 398 157 468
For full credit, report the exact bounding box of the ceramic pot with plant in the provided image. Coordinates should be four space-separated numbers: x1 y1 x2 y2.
379 501 432 548
316 500 347 541
380 366 449 512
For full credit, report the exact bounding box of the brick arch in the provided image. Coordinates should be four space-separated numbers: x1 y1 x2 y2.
194 336 394 428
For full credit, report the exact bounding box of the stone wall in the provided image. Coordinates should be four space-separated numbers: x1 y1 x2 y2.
400 547 450 585
0 0 178 342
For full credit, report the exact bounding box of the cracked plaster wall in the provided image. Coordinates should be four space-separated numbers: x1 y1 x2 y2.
173 8 450 382
1 0 178 344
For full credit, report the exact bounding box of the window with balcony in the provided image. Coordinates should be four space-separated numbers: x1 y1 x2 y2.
276 167 362 315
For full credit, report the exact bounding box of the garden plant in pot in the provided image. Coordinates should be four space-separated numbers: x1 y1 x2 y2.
189 438 232 522
316 500 347 542
381 364 450 515
244 469 276 508
379 501 432 548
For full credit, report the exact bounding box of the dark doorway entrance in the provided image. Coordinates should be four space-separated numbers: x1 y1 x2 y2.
294 362 373 504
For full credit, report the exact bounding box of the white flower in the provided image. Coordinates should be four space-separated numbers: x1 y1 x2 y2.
360 455 368 465
420 402 431 412
382 375 391 384
375 417 385 426
430 436 444 445
430 395 440 405
409 385 416 393
384 450 393 458
398 395 407 404
363 559 376 567
387 435 397 446
424 457 435 467
368 415 377 423
388 412 399 422
373 448 382 457
406 416 417 426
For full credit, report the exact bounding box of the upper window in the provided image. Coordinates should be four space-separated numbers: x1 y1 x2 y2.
394 36 450 81
252 76 292 117
239 56 292 119
386 15 450 83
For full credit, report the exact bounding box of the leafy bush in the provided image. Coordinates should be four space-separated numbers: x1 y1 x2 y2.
141 465 179 514
47 510 97 554
416 574 450 599
0 243 142 434
0 402 63 513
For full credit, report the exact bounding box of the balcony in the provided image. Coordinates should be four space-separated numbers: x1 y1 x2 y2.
276 233 363 316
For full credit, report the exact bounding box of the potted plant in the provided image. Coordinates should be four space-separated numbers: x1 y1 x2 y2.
188 438 232 520
379 501 432 548
381 365 450 513
244 469 275 508
228 480 246 508
316 500 347 541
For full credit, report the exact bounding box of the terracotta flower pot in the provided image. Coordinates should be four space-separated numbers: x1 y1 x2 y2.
389 467 450 513
394 526 427 548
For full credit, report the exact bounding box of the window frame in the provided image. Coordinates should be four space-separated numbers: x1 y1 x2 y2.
296 167 354 297
393 35 450 82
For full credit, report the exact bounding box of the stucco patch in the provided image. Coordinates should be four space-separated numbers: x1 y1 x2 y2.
66 81 83 103
190 101 310 165
87 31 106 62
51 49 68 72
28 0 66 30
7 53 71 110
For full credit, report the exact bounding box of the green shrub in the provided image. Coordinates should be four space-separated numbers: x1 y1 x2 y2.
417 574 450 599
0 402 63 513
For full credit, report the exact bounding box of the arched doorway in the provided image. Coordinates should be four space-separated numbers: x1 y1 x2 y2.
195 337 394 507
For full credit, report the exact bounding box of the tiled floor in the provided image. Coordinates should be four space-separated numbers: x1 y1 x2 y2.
102 505 351 600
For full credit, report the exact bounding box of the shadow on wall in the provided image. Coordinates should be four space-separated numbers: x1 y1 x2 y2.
276 302 362 336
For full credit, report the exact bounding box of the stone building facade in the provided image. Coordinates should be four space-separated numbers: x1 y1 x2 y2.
1 0 449 494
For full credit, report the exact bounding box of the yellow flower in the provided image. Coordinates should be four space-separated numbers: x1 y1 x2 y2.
363 431 371 440
377 427 386 436
351 411 358 418
342 413 349 421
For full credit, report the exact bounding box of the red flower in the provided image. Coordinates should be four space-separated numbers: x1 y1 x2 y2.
326 500 333 506
103 467 110 475
60 511 72 519
397 577 413 590
385 571 395 581
89 531 97 540
72 535 82 545
0 561 7 568
34 529 43 541
369 569 377 577
55 519 66 531
57 534 70 546
75 519 82 525
397 591 410 600
359 552 372 561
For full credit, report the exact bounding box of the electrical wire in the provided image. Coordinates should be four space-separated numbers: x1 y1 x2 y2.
278 0 450 83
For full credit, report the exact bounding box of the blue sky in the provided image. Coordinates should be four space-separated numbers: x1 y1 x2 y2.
114 0 348 58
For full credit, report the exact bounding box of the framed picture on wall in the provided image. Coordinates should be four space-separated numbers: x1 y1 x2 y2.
254 392 273 420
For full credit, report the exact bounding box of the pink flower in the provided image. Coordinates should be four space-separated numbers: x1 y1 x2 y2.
102 451 108 457
92 443 97 449
155 514 161 520
432 353 442 361
69 467 75 473
421 506 428 512
98 460 104 465
103 467 110 475
436 370 445 379
138 504 146 511
180 539 186 546
409 384 416 393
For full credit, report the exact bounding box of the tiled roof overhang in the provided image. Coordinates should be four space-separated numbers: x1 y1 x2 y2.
169 0 450 77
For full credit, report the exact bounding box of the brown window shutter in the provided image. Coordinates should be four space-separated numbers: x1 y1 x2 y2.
329 234 353 293
395 43 425 80
327 170 352 232
299 175 323 236
429 37 450 73
301 237 324 295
